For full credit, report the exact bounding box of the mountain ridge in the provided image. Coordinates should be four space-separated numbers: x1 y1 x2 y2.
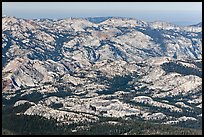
2 16 202 134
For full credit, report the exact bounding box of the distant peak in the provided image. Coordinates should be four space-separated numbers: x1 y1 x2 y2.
86 17 112 24
189 22 202 27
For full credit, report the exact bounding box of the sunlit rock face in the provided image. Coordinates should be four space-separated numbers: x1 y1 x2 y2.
2 16 202 127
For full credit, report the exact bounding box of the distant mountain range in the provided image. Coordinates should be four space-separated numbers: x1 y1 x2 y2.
2 16 202 135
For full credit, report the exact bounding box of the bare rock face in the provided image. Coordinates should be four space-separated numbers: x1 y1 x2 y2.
2 16 202 127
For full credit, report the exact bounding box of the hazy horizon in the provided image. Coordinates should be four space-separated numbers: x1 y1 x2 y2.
2 2 202 26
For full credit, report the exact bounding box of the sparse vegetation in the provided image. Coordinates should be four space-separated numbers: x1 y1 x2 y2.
2 105 202 135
